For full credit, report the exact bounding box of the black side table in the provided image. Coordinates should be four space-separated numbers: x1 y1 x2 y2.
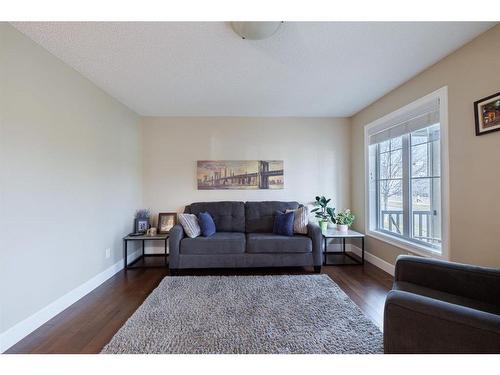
123 234 169 269
322 228 365 265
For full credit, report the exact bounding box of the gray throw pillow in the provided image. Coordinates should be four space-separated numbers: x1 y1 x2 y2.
178 213 201 238
285 206 309 234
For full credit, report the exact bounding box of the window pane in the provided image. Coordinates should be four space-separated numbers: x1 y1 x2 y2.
412 178 430 211
390 149 402 178
411 176 441 246
379 148 402 179
379 152 390 179
411 123 440 178
410 123 442 248
378 179 403 235
410 129 428 146
379 140 390 153
411 123 440 146
431 139 441 177
411 143 428 177
390 137 402 150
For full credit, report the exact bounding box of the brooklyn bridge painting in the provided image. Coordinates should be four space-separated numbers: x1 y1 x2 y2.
197 160 284 190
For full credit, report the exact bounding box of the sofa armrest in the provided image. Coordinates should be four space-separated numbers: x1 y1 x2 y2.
307 223 323 267
394 255 500 306
384 290 500 353
168 224 184 269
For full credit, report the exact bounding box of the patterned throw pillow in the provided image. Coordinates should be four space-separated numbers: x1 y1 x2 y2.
178 213 201 238
285 206 309 234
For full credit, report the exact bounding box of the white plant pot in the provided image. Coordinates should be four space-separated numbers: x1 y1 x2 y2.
337 224 348 232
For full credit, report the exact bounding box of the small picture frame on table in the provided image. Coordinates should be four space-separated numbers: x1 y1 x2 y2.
474 91 500 136
134 218 149 234
158 212 177 234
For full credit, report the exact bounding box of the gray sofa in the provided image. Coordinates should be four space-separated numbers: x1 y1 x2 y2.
384 255 500 353
169 201 322 273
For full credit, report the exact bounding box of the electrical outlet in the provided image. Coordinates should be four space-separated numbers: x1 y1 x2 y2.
105 248 111 259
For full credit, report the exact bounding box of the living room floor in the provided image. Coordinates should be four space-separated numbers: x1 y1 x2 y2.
6 263 393 354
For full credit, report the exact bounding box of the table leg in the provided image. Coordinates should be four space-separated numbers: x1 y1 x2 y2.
124 239 128 270
323 236 327 265
362 236 365 265
342 237 345 253
165 237 168 267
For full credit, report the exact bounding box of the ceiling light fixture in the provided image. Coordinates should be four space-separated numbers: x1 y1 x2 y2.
230 22 283 40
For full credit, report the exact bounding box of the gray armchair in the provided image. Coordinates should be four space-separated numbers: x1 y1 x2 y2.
384 255 500 353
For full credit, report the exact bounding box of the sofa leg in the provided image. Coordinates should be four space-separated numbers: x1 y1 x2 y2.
314 266 321 273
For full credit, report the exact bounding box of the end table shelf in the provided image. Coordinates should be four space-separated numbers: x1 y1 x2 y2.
322 228 365 266
123 234 169 269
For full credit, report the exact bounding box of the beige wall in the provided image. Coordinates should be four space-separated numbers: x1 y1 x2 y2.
142 117 351 224
0 24 142 334
351 25 500 267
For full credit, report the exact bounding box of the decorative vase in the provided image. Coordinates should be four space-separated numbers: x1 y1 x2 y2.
319 220 328 232
337 224 348 232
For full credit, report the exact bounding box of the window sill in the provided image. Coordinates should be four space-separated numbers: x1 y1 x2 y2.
366 229 447 260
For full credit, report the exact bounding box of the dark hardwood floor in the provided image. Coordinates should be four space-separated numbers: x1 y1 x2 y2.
6 261 393 354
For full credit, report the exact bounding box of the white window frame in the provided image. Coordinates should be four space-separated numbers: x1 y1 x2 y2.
364 86 450 259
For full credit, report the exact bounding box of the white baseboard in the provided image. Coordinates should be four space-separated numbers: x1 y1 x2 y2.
0 250 141 353
349 244 395 276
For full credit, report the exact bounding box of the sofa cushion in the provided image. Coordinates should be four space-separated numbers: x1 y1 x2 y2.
245 201 299 233
180 232 246 255
185 201 245 232
394 281 500 316
246 233 312 254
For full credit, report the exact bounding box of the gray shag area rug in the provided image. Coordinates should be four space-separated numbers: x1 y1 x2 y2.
101 274 382 354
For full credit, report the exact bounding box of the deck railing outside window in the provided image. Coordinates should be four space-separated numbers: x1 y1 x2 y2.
380 209 441 245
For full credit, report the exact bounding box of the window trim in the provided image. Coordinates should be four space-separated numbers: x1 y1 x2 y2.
364 86 450 260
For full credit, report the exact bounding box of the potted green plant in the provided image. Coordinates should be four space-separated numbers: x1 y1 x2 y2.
311 196 336 232
335 209 355 232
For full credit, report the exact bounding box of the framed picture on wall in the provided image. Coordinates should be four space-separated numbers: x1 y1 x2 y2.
158 212 177 234
474 91 500 136
197 160 284 190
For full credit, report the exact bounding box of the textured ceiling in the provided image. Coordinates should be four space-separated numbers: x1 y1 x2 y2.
11 22 495 117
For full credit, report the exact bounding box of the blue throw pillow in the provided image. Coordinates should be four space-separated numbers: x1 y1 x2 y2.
273 211 295 237
198 211 216 237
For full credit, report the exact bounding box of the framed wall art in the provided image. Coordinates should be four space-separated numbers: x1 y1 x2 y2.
197 160 284 190
474 91 500 136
